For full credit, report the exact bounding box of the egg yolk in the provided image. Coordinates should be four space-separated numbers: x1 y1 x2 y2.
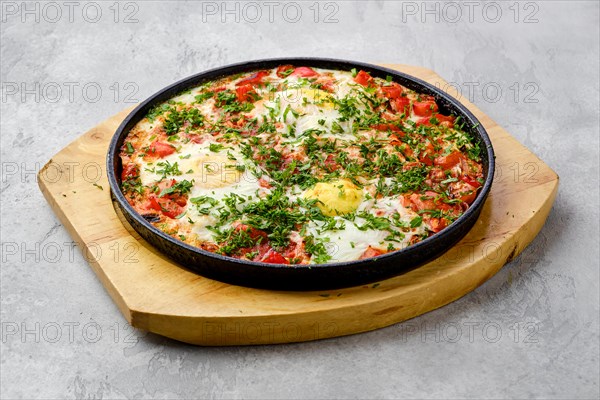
304 179 363 216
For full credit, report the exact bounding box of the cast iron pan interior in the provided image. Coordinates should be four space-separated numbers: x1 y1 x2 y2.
107 58 495 291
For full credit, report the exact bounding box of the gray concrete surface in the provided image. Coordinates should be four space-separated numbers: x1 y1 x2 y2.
1 1 599 398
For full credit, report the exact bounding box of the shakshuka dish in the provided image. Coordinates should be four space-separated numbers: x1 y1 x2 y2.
119 66 484 265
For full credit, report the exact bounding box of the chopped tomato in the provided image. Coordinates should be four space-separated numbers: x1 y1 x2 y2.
276 64 295 78
236 70 269 86
160 200 184 219
450 180 479 204
371 123 402 132
408 193 436 212
460 191 477 205
314 76 336 92
413 101 438 117
235 84 256 102
324 154 339 171
354 70 374 87
428 167 446 183
460 174 481 188
429 217 447 233
389 133 406 146
187 133 206 144
391 97 411 115
360 246 385 259
396 143 412 158
156 179 176 192
260 249 289 264
258 178 272 188
280 241 303 261
121 163 138 181
148 194 184 219
419 141 436 166
148 196 161 211
291 67 319 77
434 113 455 127
381 82 403 99
400 194 412 208
402 161 422 172
175 196 187 207
147 141 175 158
416 117 432 127
234 224 268 241
434 151 463 169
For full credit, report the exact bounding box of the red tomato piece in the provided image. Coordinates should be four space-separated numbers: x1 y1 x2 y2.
434 113 455 127
148 195 161 212
460 174 481 188
408 193 436 212
398 143 414 158
391 97 411 115
371 123 402 132
235 84 256 103
450 180 479 204
360 246 385 259
460 191 477 205
291 66 319 77
187 133 206 144
235 224 268 241
416 117 432 127
413 101 438 117
315 76 336 92
147 180 188 218
419 141 436 166
159 200 184 219
121 163 139 181
156 179 176 193
388 133 406 146
258 178 272 188
261 249 289 264
324 154 339 171
381 82 403 99
147 141 175 158
276 64 295 78
236 70 269 86
280 241 302 261
429 217 447 233
434 151 463 169
354 70 374 87
147 195 184 219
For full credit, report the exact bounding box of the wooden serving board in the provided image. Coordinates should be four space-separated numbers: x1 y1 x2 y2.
38 65 558 345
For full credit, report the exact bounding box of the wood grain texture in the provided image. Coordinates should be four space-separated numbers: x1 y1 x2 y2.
38 65 559 345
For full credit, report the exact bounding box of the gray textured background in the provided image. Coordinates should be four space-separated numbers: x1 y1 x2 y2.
1 1 599 398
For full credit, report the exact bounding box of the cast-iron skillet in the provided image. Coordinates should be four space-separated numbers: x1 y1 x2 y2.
107 58 495 291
